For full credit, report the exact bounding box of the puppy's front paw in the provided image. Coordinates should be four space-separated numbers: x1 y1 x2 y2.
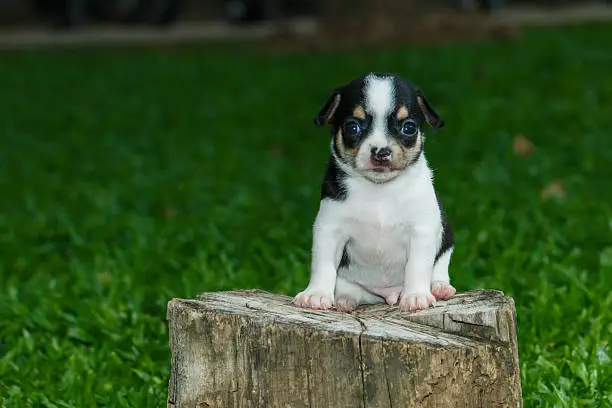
335 296 358 312
431 281 456 301
398 292 436 312
384 291 401 306
293 289 334 310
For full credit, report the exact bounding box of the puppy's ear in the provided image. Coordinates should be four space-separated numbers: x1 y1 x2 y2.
416 90 444 129
314 91 341 127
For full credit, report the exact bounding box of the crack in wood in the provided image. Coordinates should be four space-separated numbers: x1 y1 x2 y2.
304 335 313 408
382 341 393 408
446 315 495 328
353 315 368 408
358 332 367 408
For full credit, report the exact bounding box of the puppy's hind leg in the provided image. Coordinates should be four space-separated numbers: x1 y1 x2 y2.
334 276 383 312
431 248 456 301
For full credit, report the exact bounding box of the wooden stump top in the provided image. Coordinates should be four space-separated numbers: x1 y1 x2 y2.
168 289 517 346
167 290 522 408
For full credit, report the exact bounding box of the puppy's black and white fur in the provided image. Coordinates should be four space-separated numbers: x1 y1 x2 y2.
293 73 455 313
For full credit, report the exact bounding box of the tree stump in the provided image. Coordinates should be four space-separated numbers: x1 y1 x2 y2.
166 290 522 408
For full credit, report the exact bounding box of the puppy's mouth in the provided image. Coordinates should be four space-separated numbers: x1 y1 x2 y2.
371 165 393 173
367 159 400 173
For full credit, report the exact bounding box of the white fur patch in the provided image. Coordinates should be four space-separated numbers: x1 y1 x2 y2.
354 75 395 172
364 75 395 124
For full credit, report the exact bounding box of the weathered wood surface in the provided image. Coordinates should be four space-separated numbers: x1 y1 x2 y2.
167 290 522 408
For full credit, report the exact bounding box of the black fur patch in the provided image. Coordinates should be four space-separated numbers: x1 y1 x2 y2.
338 241 351 269
320 155 348 201
434 193 454 263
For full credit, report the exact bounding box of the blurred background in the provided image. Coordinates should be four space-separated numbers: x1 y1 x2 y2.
1 1 611 407
1 0 612 48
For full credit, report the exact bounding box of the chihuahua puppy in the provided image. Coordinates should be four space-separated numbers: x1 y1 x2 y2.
293 73 455 313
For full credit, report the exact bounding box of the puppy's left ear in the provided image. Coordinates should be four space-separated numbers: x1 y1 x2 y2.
314 91 341 127
416 90 444 129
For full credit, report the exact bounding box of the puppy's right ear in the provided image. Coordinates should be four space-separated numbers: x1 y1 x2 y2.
314 91 341 127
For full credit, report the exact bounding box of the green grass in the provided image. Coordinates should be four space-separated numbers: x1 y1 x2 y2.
1 23 611 407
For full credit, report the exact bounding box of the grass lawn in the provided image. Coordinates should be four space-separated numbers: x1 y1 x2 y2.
1 23 611 407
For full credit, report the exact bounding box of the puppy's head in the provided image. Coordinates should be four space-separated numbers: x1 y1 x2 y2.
314 73 444 183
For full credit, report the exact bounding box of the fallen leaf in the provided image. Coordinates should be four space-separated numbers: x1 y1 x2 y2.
164 206 177 220
267 145 284 156
541 180 566 200
513 134 534 156
98 271 111 285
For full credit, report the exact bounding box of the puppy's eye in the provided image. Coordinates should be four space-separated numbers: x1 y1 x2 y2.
343 120 362 137
400 119 418 136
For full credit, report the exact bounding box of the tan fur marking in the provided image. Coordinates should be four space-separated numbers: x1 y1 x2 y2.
416 95 437 127
352 105 366 120
336 129 359 167
320 94 341 125
407 135 423 163
396 106 409 120
335 130 345 154
388 133 422 171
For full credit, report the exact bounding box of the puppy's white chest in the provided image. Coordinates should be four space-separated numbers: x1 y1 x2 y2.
348 197 408 226
346 218 409 262
341 195 413 266
331 168 439 288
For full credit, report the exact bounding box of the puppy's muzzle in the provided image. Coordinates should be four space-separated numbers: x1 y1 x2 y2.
371 147 392 166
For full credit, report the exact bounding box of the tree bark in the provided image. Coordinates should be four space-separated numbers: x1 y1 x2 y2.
167 289 522 408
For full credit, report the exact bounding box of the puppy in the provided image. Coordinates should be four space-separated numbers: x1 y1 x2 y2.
293 73 455 313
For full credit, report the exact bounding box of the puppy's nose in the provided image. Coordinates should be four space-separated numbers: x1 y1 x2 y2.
372 147 392 161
